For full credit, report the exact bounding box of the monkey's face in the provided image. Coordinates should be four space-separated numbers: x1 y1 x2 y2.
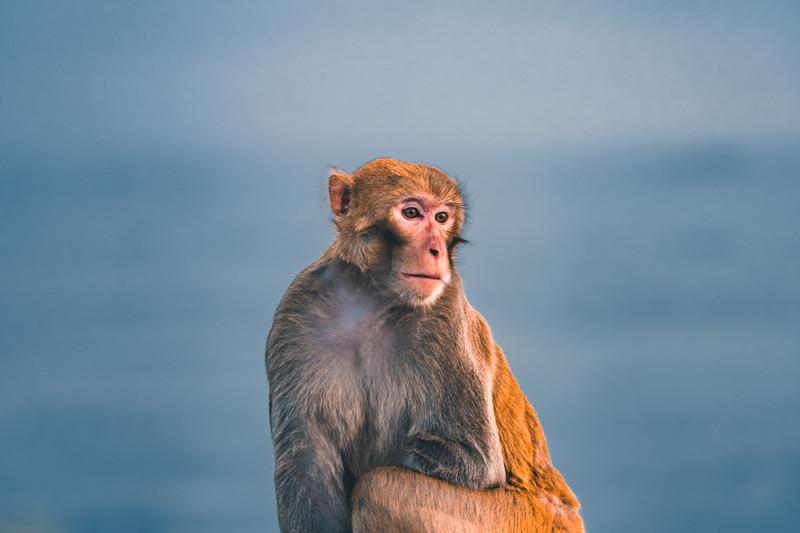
328 158 466 307
387 196 454 307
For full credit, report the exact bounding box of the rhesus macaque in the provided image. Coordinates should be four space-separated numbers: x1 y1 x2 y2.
265 158 583 532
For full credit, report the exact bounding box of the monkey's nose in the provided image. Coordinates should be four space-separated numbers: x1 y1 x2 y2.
429 248 440 257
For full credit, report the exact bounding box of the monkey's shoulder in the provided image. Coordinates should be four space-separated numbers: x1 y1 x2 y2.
268 258 396 362
268 259 342 327
455 303 500 369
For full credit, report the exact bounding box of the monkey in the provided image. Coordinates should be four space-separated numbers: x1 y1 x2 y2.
265 158 583 532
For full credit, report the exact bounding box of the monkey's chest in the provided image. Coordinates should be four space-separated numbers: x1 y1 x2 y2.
311 314 421 470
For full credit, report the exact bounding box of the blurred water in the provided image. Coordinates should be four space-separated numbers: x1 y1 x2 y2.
1 143 798 532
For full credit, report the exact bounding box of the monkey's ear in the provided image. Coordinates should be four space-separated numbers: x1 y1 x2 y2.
328 167 354 216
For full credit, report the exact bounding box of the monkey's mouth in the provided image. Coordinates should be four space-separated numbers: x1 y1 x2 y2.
401 272 442 280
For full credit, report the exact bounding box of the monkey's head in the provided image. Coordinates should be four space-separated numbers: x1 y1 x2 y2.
328 158 467 308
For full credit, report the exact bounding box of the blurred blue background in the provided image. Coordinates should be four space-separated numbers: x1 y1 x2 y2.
1 1 798 532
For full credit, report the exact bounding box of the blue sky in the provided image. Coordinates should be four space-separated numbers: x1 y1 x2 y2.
2 1 798 157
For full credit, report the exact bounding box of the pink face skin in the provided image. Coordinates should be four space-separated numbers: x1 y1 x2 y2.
390 196 455 305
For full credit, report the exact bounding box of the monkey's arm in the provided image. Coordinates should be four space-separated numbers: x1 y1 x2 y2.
269 379 351 532
386 309 508 491
393 426 504 491
353 345 584 533
389 365 507 491
269 400 350 533
267 316 352 533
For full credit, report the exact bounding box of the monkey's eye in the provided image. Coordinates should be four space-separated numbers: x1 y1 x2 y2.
402 207 421 219
435 212 448 223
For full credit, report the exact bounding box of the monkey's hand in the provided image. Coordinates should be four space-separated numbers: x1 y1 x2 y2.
394 433 503 490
